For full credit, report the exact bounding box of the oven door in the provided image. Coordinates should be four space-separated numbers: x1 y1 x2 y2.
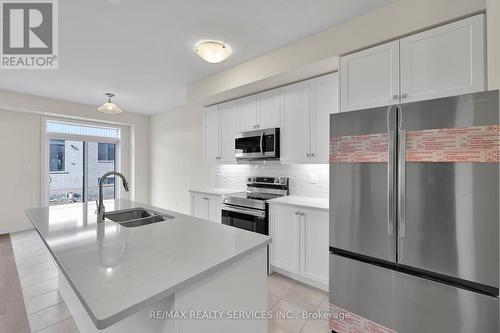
235 128 279 159
221 204 268 235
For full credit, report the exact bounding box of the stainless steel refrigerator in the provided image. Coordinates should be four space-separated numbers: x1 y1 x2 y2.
329 90 499 333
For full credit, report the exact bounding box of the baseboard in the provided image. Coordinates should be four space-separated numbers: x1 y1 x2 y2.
270 266 329 292
0 225 34 235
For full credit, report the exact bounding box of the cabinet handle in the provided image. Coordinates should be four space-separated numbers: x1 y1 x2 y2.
401 93 408 99
306 153 310 157
295 211 300 215
393 94 399 100
300 212 305 216
310 153 314 157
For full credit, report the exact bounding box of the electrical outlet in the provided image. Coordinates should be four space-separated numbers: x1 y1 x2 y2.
309 173 319 184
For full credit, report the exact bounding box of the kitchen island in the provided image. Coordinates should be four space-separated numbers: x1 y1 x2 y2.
25 199 271 333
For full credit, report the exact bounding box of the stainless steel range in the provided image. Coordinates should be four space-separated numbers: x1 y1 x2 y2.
221 177 288 235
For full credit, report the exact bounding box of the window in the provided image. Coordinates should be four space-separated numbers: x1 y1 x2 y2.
98 143 115 162
49 140 65 172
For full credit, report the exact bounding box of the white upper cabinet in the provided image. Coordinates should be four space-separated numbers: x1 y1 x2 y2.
340 40 400 112
400 14 485 103
281 73 338 163
203 105 219 162
204 73 338 164
237 95 258 132
257 88 281 129
309 73 339 163
219 100 237 163
280 80 311 163
340 14 486 111
204 102 236 163
237 89 280 132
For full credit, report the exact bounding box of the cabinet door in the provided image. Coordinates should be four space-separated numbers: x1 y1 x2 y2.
257 88 280 129
270 204 300 274
190 193 207 220
300 208 329 286
203 105 220 162
280 80 311 163
340 40 400 112
237 95 257 132
309 73 339 163
219 100 237 163
206 194 222 223
400 14 485 103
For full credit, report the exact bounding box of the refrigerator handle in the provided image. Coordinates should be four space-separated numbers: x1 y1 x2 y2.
398 129 407 240
387 129 395 237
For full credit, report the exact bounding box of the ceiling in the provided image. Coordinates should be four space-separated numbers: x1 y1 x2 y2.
0 0 397 115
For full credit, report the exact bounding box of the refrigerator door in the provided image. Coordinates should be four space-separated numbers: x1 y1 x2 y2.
330 254 499 333
330 106 397 262
397 90 499 288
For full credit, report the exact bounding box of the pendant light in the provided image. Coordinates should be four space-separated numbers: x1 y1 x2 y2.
98 93 122 114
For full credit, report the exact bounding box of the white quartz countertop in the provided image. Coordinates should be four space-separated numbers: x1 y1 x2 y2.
189 187 243 196
267 196 329 210
25 199 270 329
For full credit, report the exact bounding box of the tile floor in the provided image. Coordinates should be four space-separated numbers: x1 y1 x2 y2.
10 231 78 333
10 230 330 333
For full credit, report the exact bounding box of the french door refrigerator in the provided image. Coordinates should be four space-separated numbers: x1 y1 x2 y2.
329 90 499 333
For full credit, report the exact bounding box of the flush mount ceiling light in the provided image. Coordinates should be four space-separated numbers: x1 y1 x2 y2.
98 93 122 114
195 41 232 64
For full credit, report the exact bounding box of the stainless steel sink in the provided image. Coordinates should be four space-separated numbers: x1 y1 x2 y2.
104 208 174 228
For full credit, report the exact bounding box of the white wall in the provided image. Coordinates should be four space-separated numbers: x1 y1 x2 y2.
0 110 41 233
0 90 150 233
149 102 215 214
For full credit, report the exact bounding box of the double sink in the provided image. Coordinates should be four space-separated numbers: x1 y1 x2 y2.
105 208 174 228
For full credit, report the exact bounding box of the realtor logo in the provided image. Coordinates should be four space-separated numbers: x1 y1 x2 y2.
1 0 58 69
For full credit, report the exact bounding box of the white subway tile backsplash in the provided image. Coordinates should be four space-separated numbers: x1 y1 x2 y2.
215 163 329 198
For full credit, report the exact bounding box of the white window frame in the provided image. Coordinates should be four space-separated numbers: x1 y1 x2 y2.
41 116 122 207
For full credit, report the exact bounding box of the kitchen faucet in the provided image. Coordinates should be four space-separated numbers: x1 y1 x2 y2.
97 171 130 223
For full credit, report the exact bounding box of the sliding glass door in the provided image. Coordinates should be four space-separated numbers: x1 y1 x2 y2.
48 140 85 205
87 142 116 202
43 120 120 206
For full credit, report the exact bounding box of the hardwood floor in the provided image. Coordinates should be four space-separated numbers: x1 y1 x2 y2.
0 234 30 333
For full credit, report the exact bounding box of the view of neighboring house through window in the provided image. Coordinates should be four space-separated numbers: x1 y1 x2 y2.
98 143 115 162
49 140 65 172
45 120 120 206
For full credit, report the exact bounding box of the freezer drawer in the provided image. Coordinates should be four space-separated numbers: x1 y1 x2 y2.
330 254 499 333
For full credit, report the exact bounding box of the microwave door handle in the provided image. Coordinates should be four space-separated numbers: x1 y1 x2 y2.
259 132 264 155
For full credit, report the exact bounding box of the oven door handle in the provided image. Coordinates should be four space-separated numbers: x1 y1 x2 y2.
222 205 266 218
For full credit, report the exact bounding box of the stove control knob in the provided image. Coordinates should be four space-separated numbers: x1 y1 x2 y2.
247 177 252 182
274 179 279 184
280 178 286 184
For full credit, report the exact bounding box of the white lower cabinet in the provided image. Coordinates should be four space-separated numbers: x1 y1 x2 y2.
190 192 222 223
299 207 329 286
270 204 300 274
270 204 329 290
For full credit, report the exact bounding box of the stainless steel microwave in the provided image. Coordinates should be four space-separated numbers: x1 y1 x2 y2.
235 128 280 160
